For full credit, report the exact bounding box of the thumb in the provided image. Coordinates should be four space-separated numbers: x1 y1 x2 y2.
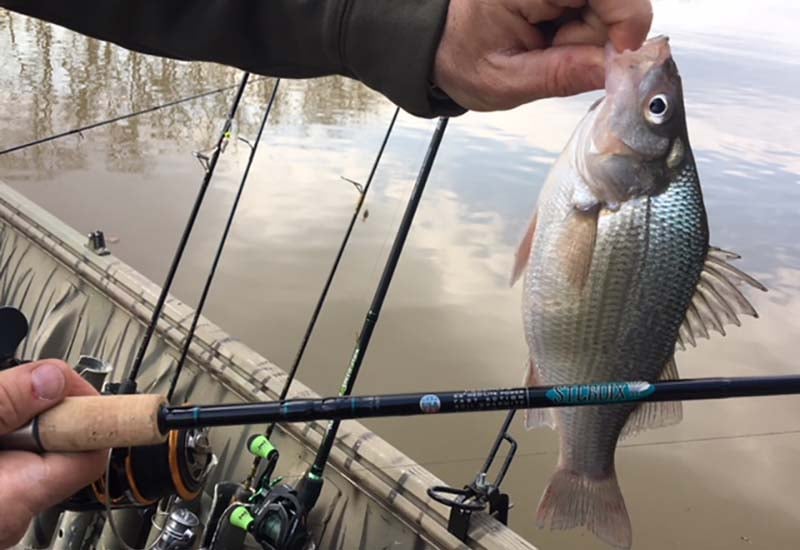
0 360 71 435
497 44 605 106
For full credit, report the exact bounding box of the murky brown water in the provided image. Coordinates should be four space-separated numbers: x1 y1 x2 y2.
2 2 800 548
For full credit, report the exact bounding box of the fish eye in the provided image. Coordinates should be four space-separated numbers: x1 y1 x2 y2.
645 94 670 124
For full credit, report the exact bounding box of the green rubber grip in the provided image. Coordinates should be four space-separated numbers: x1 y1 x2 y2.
229 506 255 531
248 434 277 459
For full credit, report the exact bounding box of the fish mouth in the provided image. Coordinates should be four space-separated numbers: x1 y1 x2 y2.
605 35 673 95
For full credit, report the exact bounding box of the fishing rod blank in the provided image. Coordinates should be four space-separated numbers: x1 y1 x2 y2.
126 73 251 387
7 374 800 453
164 373 800 428
294 116 450 510
242 106 400 487
263 106 400 437
167 79 281 402
0 77 266 157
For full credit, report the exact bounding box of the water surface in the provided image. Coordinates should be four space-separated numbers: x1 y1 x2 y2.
1 2 799 548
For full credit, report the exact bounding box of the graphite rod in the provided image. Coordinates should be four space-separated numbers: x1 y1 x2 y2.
305 116 449 484
162 374 800 430
242 107 401 488
167 79 281 402
127 73 251 385
264 106 400 438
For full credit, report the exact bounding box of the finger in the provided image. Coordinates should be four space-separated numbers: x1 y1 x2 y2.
508 0 570 24
589 0 652 51
0 360 100 435
491 44 605 107
552 7 609 46
0 360 70 435
0 449 107 543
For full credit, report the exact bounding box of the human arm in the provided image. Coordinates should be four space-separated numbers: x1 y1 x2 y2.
0 1 652 117
0 0 460 118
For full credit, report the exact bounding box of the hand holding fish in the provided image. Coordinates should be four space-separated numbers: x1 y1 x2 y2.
0 361 107 549
433 0 653 111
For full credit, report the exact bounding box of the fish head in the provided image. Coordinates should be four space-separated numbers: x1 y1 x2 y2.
581 36 689 205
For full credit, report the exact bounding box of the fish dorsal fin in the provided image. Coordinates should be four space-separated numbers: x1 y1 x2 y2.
510 210 538 287
677 246 766 349
620 357 682 439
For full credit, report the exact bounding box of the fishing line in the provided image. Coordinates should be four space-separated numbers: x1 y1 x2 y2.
166 79 281 402
242 106 400 486
126 72 251 387
0 77 266 157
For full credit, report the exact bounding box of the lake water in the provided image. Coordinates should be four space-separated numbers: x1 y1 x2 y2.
1 1 799 548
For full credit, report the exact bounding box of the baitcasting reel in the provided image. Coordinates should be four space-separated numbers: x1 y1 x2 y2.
230 486 311 550
219 435 312 550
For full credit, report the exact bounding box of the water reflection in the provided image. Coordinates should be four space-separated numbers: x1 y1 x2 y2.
1 3 800 549
0 14 384 177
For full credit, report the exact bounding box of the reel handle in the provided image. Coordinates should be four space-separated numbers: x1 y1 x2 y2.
0 394 167 452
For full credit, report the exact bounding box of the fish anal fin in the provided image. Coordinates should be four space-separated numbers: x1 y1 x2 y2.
558 207 598 290
678 246 766 349
536 467 631 549
510 210 538 287
523 357 555 431
620 357 682 439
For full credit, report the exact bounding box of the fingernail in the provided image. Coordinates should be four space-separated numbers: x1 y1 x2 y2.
31 363 66 400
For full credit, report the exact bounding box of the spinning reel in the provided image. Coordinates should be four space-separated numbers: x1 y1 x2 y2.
64 424 215 511
0 306 216 512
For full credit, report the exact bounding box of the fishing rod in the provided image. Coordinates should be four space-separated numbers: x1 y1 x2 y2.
125 72 251 388
0 76 266 156
201 107 404 550
167 79 281 402
81 73 255 550
241 106 401 486
205 116 449 550
6 373 800 452
292 116 449 514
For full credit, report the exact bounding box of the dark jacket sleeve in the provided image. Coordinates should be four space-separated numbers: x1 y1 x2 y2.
0 0 465 118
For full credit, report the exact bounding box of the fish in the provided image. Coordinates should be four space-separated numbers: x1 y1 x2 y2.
510 36 766 549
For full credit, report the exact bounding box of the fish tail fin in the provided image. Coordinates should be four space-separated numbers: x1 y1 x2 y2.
536 467 632 549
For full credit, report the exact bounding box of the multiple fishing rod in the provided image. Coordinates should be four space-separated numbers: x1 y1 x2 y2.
242 106 401 487
167 79 281 401
291 116 449 513
126 73 251 389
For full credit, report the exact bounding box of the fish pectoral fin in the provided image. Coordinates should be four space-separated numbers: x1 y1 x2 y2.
510 210 538 287
522 357 555 431
557 206 599 290
678 246 767 349
620 357 682 439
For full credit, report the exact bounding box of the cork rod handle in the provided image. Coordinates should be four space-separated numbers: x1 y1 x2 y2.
27 394 167 452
